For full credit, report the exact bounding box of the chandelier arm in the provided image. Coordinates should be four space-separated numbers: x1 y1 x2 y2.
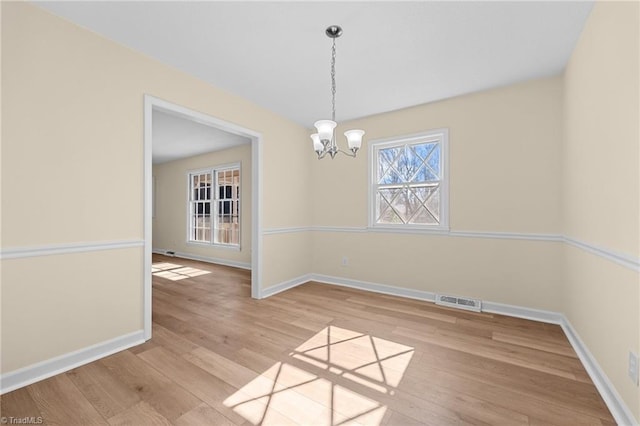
337 148 357 158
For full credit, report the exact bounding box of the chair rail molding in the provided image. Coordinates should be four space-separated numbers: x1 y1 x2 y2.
564 235 639 271
0 240 144 260
260 226 639 272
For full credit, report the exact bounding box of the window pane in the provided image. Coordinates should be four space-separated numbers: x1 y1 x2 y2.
400 146 422 181
404 185 440 224
413 142 437 161
378 147 402 184
414 165 439 182
231 220 239 245
378 142 441 185
424 186 440 222
389 188 412 223
191 174 198 200
426 144 440 176
188 172 213 242
377 192 403 224
205 166 240 246
410 206 438 224
379 166 403 185
404 187 426 222
377 189 403 224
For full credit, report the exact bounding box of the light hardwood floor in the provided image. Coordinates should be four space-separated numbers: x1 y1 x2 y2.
1 254 615 425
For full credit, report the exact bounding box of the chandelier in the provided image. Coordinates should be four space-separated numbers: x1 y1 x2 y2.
310 25 365 159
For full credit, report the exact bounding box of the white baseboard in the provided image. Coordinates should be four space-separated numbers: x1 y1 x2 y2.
310 273 437 303
482 300 564 324
485 302 636 424
560 320 637 426
153 248 251 270
260 274 312 298
263 274 637 425
1 330 145 395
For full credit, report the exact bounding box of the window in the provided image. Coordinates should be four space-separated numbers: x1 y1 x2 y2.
370 129 448 230
188 164 240 247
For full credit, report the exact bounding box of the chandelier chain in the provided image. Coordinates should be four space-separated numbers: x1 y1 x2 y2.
331 37 336 122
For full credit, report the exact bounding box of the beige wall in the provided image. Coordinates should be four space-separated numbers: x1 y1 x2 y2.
153 144 252 266
313 232 563 310
264 232 312 288
311 77 565 311
312 77 564 233
1 2 312 373
1 249 143 372
562 1 640 419
563 1 639 257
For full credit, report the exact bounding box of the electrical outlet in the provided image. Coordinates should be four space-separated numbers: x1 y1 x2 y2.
341 256 349 266
629 351 639 386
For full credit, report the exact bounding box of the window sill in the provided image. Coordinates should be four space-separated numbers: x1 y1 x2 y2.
367 225 450 235
186 241 241 251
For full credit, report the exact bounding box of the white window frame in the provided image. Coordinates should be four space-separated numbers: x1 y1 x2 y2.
368 129 449 232
186 162 241 250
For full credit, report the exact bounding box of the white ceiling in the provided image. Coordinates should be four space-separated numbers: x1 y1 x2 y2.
35 1 593 128
152 109 250 164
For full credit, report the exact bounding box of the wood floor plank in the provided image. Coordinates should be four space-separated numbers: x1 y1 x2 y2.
252 316 318 342
149 323 200 356
106 401 172 426
173 403 237 426
98 350 202 421
233 347 286 374
137 346 251 425
66 362 140 419
456 317 570 346
410 345 610 419
27 374 107 425
182 347 260 389
397 367 607 425
382 409 430 426
0 387 46 424
491 331 577 357
0 254 615 426
393 325 582 380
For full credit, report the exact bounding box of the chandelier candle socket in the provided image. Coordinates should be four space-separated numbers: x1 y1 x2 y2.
311 25 365 159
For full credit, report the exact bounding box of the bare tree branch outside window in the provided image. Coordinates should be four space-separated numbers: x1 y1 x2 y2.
375 141 441 225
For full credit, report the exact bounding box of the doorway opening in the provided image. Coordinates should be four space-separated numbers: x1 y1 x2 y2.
143 95 262 340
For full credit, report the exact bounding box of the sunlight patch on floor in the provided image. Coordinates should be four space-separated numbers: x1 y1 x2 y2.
224 326 414 425
152 262 211 281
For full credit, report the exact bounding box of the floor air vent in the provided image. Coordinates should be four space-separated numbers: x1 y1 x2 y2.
435 294 482 312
